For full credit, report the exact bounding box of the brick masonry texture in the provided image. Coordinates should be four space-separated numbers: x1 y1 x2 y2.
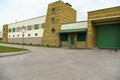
42 1 76 47
87 6 120 48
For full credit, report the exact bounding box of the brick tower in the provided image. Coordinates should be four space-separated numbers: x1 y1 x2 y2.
42 0 76 46
2 24 8 43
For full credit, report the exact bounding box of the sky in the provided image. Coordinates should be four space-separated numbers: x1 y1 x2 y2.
0 0 120 30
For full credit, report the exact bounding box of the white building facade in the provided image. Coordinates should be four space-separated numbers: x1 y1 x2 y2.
8 15 46 45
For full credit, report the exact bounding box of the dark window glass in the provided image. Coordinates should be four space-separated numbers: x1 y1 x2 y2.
77 33 86 41
22 34 24 37
52 8 56 14
51 18 55 23
61 33 68 41
27 25 32 30
9 29 11 32
34 24 39 29
17 35 19 37
16 27 20 32
12 28 15 32
35 33 38 36
42 23 45 28
28 34 31 37
51 28 55 33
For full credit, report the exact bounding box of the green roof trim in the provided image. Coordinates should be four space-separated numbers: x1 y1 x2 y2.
59 28 87 33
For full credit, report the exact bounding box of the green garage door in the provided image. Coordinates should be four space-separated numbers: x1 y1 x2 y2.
96 24 120 48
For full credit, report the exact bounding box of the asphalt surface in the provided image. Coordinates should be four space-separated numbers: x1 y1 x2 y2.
0 43 120 80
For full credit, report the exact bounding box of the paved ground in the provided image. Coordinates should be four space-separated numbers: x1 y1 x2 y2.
0 43 120 80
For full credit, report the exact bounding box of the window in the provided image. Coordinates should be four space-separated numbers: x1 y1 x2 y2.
28 34 31 37
22 34 24 37
13 35 15 37
51 18 55 23
34 24 39 29
61 33 68 41
9 35 10 38
9 29 11 33
52 8 56 14
42 23 45 28
27 25 32 30
17 35 19 37
51 28 55 33
16 27 20 32
35 33 38 36
12 28 15 32
77 33 86 41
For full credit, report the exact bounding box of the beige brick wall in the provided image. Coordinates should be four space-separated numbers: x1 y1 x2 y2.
2 24 8 43
87 6 120 48
42 1 76 47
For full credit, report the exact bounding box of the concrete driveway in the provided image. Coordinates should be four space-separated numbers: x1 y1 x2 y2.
0 43 120 80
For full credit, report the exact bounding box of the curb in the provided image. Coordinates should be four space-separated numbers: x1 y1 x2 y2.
0 50 31 58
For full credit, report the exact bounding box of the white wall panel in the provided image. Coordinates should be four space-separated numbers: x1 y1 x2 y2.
8 16 46 38
8 29 44 38
8 16 46 28
61 21 87 30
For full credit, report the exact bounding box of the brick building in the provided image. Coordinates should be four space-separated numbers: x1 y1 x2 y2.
2 0 120 48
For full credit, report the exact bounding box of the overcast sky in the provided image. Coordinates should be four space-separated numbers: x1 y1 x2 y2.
0 0 120 30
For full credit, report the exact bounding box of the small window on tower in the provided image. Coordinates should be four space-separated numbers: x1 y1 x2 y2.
51 18 55 23
52 8 56 14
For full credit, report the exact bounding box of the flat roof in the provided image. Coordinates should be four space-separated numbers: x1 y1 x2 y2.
8 15 46 25
88 6 120 13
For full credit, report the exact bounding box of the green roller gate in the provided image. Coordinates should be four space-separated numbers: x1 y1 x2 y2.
96 24 120 48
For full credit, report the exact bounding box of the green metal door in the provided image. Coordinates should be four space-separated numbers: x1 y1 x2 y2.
96 24 120 48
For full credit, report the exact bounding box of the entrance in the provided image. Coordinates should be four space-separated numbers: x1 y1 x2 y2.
70 33 75 46
96 23 120 48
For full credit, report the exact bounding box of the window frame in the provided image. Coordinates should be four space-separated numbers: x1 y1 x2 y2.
35 33 38 36
42 23 45 29
16 27 20 32
52 8 56 14
34 24 39 30
9 29 11 33
77 33 86 41
27 25 32 30
17 34 19 37
61 33 68 41
12 28 15 32
51 18 56 23
28 34 31 37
